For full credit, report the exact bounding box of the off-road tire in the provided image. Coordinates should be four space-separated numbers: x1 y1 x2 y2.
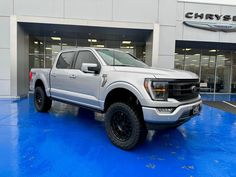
105 102 147 150
34 87 52 112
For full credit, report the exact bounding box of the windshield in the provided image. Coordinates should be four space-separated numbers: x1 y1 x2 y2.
96 49 148 68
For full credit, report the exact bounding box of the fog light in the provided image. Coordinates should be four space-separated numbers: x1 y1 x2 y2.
157 108 175 113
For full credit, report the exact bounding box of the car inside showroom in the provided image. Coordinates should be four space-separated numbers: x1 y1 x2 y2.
0 0 236 176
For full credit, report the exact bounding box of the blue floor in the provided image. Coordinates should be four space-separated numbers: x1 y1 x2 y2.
201 93 236 102
0 95 236 177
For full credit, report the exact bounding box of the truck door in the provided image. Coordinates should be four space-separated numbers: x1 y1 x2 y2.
68 50 102 109
50 51 76 100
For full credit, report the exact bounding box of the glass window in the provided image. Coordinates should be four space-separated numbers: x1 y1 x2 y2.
96 49 148 68
232 65 236 93
29 55 44 71
231 52 236 93
175 48 185 70
29 37 44 54
61 38 76 50
74 51 99 70
45 37 61 55
56 52 75 69
184 48 201 76
215 51 231 93
45 55 57 68
200 49 216 92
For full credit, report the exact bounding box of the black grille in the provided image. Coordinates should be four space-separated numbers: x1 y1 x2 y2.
168 79 200 101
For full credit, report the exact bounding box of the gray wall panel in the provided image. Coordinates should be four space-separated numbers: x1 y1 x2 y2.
183 25 219 42
159 0 177 25
14 0 64 18
0 0 13 16
156 55 174 69
0 49 10 80
177 2 184 21
65 0 112 20
176 21 183 40
17 25 29 96
113 0 158 23
0 17 10 48
159 26 176 56
219 32 236 43
0 80 10 96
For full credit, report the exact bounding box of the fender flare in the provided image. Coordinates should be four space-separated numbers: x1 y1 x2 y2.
34 74 50 97
101 81 145 108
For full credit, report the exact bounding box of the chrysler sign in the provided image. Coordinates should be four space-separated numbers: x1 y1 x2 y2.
184 12 236 32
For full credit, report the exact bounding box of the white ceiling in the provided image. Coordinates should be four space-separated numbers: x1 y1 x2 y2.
179 0 236 6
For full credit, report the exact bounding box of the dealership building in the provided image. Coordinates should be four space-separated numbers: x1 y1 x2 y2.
0 0 236 98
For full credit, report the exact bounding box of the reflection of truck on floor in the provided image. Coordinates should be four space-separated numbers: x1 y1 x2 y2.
30 48 202 150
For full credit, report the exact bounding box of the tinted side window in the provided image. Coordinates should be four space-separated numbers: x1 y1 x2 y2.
56 52 75 69
75 51 99 70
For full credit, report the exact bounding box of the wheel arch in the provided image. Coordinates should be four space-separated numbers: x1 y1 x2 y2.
34 78 50 97
103 84 144 119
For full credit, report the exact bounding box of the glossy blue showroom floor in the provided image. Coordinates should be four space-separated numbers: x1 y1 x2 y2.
0 95 236 177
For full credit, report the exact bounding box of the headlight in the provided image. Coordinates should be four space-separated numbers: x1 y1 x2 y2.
144 79 168 101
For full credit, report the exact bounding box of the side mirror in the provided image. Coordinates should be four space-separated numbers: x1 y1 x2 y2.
81 63 100 74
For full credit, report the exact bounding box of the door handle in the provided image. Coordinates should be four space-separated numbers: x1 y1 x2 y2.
69 74 76 79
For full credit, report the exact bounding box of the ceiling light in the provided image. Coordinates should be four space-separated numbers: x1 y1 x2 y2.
217 55 224 57
62 43 67 46
130 46 134 49
203 57 209 60
122 41 131 44
186 48 191 51
121 46 130 49
54 51 58 54
46 47 52 50
194 53 200 56
209 49 216 52
95 45 104 48
51 37 61 41
88 39 97 43
192 59 197 62
40 42 43 45
34 41 38 44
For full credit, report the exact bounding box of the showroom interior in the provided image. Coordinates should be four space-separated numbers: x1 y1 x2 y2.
0 0 236 177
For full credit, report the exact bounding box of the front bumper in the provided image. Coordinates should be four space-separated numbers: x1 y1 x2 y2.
142 99 202 129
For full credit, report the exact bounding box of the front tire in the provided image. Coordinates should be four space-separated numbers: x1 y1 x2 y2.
105 102 147 150
34 87 52 112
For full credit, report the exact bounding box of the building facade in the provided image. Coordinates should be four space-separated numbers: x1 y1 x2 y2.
0 0 235 98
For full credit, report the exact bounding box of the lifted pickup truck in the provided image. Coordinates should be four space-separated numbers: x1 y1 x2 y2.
30 47 202 150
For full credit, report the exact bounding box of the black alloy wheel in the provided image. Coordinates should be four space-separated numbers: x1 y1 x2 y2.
105 102 147 150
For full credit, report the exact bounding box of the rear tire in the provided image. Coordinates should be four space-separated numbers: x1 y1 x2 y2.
34 87 52 112
105 102 147 150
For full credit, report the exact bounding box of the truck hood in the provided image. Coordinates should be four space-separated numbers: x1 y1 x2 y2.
113 66 199 79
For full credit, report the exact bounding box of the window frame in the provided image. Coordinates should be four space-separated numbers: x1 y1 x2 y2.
72 50 102 72
56 51 76 69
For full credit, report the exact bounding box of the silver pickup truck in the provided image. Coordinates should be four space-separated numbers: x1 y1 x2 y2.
30 47 202 150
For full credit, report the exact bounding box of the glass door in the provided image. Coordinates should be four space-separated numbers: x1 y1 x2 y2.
200 49 216 92
232 53 236 93
215 50 231 93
